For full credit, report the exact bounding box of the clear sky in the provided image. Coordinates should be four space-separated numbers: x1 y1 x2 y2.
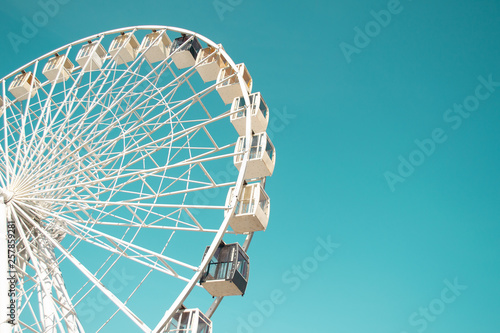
1 0 500 332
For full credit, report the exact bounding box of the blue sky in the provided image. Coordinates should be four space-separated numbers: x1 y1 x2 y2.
1 0 500 332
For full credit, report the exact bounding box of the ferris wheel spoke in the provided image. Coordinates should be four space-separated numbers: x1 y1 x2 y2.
54 194 218 233
77 202 211 233
66 231 185 280
17 319 41 333
166 59 215 121
47 218 193 284
23 86 226 190
20 144 237 199
15 79 79 185
12 201 152 333
15 200 200 275
26 90 161 184
22 50 138 176
11 61 45 182
23 196 227 211
0 147 7 188
37 160 235 204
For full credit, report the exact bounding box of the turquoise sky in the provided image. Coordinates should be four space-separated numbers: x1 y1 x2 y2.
1 0 500 332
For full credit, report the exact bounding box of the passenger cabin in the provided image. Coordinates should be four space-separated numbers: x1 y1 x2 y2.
109 33 140 65
165 308 212 333
42 54 74 82
0 96 4 117
76 41 107 72
216 63 252 105
8 72 40 101
226 183 270 233
200 242 249 297
230 92 269 136
170 35 202 69
195 45 227 82
140 31 172 64
234 132 276 180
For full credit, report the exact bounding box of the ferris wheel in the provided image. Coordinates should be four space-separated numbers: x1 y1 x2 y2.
0 26 276 332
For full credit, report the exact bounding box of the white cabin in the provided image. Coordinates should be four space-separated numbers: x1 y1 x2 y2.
216 63 252 105
170 35 202 69
8 72 40 101
42 54 74 82
76 42 107 72
230 92 269 136
226 183 270 233
109 33 140 65
140 31 172 64
234 132 276 180
195 45 227 83
200 242 249 297
165 308 212 333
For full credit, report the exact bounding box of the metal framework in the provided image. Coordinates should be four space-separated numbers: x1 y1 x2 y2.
0 26 261 332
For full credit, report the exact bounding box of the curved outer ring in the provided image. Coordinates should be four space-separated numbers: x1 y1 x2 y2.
1 25 256 332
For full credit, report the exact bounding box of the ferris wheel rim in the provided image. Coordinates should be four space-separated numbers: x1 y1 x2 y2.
0 25 259 333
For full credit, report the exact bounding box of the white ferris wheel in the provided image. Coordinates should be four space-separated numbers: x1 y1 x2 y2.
0 26 276 333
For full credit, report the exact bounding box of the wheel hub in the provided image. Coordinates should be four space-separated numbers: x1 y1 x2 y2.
0 188 13 203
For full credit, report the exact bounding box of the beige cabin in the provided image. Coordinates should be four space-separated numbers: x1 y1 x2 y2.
225 183 270 233
216 63 252 104
42 54 74 82
165 308 212 333
195 45 227 82
234 132 276 180
109 33 140 65
140 31 172 64
8 72 40 101
76 41 107 72
230 92 269 136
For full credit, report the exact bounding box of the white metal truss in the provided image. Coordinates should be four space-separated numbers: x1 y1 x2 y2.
0 26 259 332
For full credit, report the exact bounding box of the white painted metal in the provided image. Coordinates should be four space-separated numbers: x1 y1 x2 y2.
0 25 271 332
14 203 151 332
